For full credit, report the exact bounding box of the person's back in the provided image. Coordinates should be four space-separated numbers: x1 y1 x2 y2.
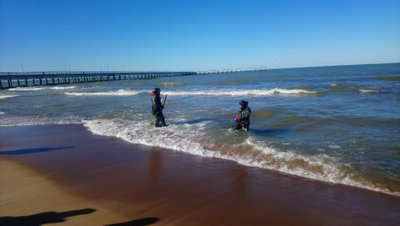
234 100 251 131
150 88 166 127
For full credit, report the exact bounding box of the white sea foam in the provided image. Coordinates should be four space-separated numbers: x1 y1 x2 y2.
0 95 18 100
63 88 316 97
65 89 140 96
164 88 317 96
9 87 46 91
83 118 399 197
10 86 76 91
359 89 384 93
158 82 185 87
49 86 76 90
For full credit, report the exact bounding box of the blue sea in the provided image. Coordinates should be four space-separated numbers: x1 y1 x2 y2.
1 63 399 196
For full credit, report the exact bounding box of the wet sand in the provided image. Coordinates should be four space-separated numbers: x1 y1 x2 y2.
1 124 399 226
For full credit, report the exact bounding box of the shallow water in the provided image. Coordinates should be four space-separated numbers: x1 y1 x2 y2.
1 63 399 196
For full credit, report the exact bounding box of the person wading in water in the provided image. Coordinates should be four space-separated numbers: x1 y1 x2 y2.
150 88 167 127
233 100 251 131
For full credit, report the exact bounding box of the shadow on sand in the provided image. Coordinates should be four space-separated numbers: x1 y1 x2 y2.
0 146 73 156
105 217 159 226
0 208 95 226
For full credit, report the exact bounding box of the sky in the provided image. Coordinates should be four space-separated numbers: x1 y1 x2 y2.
0 0 399 72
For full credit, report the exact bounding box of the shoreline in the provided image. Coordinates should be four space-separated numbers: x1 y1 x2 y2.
1 124 400 225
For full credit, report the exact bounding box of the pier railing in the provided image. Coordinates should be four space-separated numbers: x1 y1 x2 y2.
0 71 196 89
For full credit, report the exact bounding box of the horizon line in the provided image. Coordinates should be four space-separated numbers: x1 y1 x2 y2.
0 62 399 73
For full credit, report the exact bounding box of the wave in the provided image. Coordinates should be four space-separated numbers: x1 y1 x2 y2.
83 118 399 197
157 82 186 87
329 83 359 93
359 89 387 94
65 89 140 96
63 88 316 97
329 84 392 94
164 88 317 96
50 86 76 90
0 95 18 100
10 86 76 91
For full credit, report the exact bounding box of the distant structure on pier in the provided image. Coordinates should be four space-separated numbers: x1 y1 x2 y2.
197 67 268 75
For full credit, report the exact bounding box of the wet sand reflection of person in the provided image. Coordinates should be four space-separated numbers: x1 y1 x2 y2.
231 165 248 199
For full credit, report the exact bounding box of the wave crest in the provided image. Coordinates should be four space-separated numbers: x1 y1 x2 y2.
65 89 140 96
164 88 317 96
10 86 76 91
0 95 18 100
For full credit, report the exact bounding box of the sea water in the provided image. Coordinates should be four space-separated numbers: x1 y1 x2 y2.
1 63 399 196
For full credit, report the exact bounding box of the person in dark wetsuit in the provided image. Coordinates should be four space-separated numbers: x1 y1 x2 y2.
150 88 166 127
233 100 251 131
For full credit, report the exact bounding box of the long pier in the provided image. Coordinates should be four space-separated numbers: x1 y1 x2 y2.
0 71 196 89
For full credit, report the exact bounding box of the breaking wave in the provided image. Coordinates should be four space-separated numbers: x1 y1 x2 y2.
10 86 76 91
62 88 316 97
50 86 77 90
164 88 317 96
65 89 140 96
0 94 18 100
83 118 399 197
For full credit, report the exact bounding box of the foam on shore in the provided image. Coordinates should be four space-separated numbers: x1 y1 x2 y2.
83 118 400 197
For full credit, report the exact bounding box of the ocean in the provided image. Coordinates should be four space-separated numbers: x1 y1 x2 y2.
1 63 399 196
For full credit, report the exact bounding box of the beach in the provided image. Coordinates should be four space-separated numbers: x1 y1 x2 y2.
2 64 400 197
1 124 399 226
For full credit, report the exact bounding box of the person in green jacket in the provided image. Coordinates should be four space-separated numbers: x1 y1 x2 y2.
150 88 166 127
233 100 251 131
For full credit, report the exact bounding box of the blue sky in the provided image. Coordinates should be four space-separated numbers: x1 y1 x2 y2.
0 0 399 71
